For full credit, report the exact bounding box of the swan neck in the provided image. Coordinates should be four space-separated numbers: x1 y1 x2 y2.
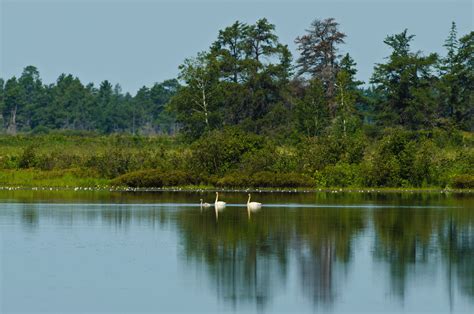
215 192 218 203
247 194 251 204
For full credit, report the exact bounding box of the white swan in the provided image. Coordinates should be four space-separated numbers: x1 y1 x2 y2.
200 199 211 208
214 192 226 221
247 193 262 210
214 192 226 209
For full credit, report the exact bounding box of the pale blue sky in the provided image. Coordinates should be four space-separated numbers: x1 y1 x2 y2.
1 0 472 93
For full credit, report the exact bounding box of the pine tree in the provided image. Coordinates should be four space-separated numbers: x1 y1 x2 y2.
295 18 346 102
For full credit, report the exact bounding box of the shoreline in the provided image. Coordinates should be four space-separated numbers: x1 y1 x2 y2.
0 186 472 194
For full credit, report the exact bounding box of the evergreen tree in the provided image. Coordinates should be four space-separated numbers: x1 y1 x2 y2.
438 26 473 130
211 21 248 83
295 17 346 103
3 77 24 134
295 79 329 137
371 30 438 129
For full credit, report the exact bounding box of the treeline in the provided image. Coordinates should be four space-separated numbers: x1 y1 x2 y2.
0 72 179 134
0 19 472 137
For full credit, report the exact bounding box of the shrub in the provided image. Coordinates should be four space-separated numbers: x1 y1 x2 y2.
216 171 314 188
189 127 265 175
30 125 51 135
35 151 84 171
86 149 140 178
18 145 37 169
450 175 474 189
112 169 193 187
216 172 250 188
316 163 364 188
297 133 367 174
0 154 19 169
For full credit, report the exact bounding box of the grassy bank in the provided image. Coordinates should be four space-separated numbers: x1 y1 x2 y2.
0 129 473 190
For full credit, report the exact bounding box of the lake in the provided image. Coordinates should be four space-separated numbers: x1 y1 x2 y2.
0 190 473 313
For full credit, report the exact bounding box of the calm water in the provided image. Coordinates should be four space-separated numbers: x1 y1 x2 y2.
0 190 473 313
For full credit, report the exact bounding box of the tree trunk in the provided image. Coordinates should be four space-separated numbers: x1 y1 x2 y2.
6 105 17 135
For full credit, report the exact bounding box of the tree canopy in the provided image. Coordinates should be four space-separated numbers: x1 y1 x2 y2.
1 18 472 137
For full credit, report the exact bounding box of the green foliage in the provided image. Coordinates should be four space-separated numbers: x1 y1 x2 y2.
18 145 37 169
295 79 329 137
216 171 314 188
371 29 439 129
298 132 367 174
0 22 473 189
172 18 292 139
189 128 265 175
0 131 472 189
315 163 364 188
451 175 474 189
112 169 193 187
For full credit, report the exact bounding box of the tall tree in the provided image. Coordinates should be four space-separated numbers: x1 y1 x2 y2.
211 21 248 83
149 79 180 134
334 70 359 136
14 66 45 131
170 52 222 139
3 77 24 134
444 22 459 72
241 18 292 121
371 29 438 129
454 31 474 130
438 25 473 130
333 53 364 135
295 79 329 137
295 18 346 103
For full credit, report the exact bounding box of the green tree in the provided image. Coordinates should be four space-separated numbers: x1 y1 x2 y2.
333 69 361 136
170 52 223 139
211 21 248 83
371 30 438 129
438 26 473 130
295 79 329 137
3 77 24 134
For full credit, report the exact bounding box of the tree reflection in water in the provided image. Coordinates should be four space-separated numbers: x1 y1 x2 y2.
174 206 366 310
175 207 289 310
9 192 473 311
295 208 365 307
373 206 474 301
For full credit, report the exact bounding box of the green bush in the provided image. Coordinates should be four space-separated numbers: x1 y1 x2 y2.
216 172 250 187
450 175 474 189
216 171 314 188
316 163 364 188
35 151 84 171
18 145 37 169
297 133 367 174
189 127 265 175
30 125 51 135
0 154 19 169
86 149 139 178
112 169 193 187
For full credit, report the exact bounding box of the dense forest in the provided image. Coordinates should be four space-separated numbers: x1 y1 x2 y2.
0 18 473 189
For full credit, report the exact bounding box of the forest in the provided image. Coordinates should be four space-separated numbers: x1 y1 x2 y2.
0 18 473 189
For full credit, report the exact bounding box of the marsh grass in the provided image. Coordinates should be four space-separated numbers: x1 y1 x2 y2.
0 130 472 189
0 169 108 187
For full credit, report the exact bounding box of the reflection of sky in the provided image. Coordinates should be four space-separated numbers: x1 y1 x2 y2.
0 202 473 313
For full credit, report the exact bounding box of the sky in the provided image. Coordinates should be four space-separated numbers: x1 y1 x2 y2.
1 0 472 94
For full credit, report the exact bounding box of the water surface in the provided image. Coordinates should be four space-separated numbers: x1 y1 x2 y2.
1 191 473 313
